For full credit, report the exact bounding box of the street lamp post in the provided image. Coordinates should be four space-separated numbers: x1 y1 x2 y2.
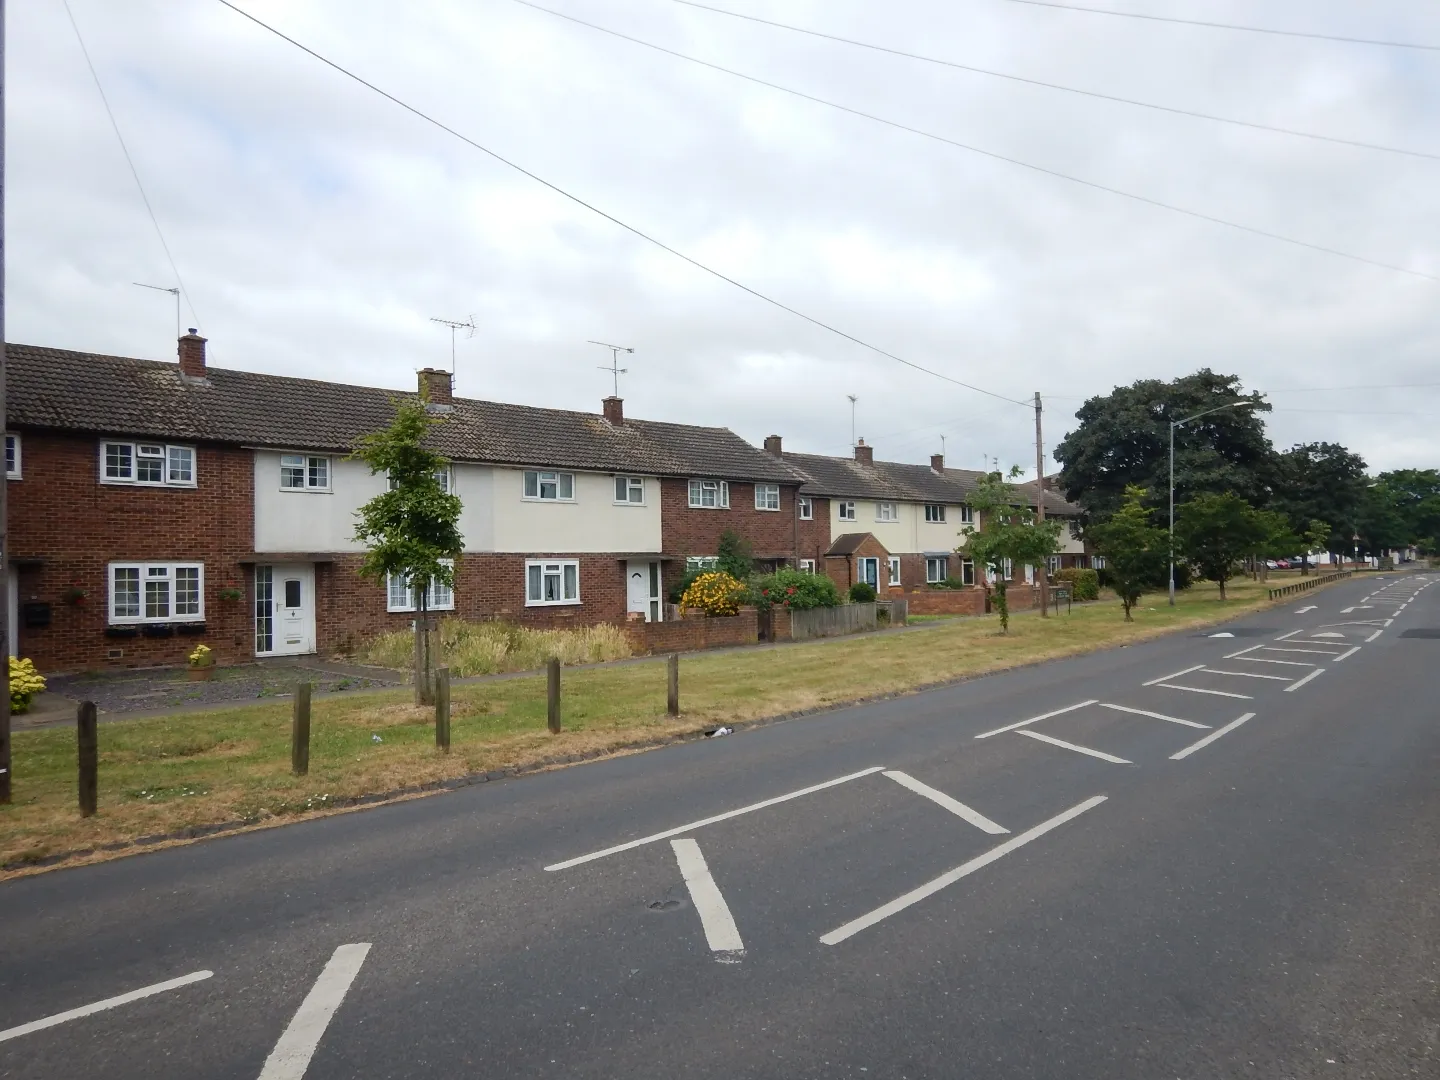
1169 401 1257 606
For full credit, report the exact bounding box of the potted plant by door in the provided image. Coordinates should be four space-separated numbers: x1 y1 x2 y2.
187 643 216 681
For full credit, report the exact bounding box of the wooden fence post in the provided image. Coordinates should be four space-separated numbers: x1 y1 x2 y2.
667 653 680 717
547 658 561 734
292 682 311 776
435 667 451 751
77 701 98 818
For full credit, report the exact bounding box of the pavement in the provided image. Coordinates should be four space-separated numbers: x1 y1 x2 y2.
1 571 1437 1079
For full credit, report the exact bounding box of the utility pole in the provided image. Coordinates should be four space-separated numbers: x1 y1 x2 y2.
1034 392 1050 618
1 0 12 804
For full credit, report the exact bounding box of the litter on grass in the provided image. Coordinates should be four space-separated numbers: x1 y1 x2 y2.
705 726 733 738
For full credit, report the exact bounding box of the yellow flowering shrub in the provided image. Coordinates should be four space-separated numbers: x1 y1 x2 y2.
10 657 46 714
680 571 748 617
188 643 214 667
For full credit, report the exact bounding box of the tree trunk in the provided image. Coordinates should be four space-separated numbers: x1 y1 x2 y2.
1122 597 1133 622
993 575 1009 633
1218 576 1228 602
414 584 434 706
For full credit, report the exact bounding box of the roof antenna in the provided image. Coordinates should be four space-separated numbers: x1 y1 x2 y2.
940 434 946 458
429 315 477 374
134 282 181 340
590 340 634 397
847 394 858 448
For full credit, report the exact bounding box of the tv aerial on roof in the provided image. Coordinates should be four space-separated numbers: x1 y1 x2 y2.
590 340 634 397
430 315 477 373
134 282 181 340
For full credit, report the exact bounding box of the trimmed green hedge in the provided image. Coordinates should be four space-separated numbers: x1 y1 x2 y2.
1052 567 1100 601
849 581 877 603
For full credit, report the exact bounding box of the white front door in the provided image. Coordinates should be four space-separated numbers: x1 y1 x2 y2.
256 564 315 656
627 560 662 622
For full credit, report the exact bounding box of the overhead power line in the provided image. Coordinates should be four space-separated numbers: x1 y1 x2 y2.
515 0 1438 283
1004 0 1440 52
671 0 1438 162
62 0 203 331
214 0 1031 409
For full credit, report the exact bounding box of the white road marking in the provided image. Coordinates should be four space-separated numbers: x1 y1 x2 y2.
1274 629 1304 641
1293 605 1317 614
1366 629 1384 643
257 944 371 1080
1331 646 1360 662
670 839 745 955
1170 712 1258 760
545 766 888 870
974 699 1099 740
1099 702 1209 729
1223 644 1265 659
1284 668 1326 693
819 796 1108 946
1015 729 1132 764
1143 664 1205 686
883 771 1009 834
1341 606 1356 614
0 971 213 1044
1263 646 1345 655
1209 632 1234 638
1236 656 1315 667
1156 683 1253 699
1199 668 1291 681
1311 632 1347 639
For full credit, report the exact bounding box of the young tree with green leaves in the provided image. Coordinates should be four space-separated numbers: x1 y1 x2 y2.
716 529 754 582
352 396 463 705
1088 485 1168 621
1175 492 1267 601
959 468 1062 633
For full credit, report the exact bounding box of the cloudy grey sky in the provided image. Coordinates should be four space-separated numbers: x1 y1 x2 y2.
9 0 1439 475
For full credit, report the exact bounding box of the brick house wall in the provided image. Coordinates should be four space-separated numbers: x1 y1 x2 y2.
8 431 254 673
823 534 891 592
659 478 803 565
795 496 831 571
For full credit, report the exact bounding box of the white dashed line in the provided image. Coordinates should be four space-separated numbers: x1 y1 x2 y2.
883 771 1009 834
258 944 371 1080
1284 668 1326 692
1143 664 1205 686
1170 712 1258 760
0 971 214 1044
1366 629 1384 642
1098 702 1209 729
1016 729 1132 764
974 700 1099 740
1156 683 1253 699
1199 668 1291 681
1331 646 1361 662
1222 644 1265 659
1235 656 1315 667
671 839 745 956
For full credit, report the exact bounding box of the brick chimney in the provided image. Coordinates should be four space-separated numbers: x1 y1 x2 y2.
418 368 453 406
764 434 783 457
602 396 624 425
854 438 873 466
931 453 944 473
178 329 207 377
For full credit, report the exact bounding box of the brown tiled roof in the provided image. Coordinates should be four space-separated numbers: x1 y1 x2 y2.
825 532 876 556
785 450 1077 515
5 344 801 483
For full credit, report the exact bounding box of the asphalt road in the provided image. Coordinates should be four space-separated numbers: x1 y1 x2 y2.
2 573 1438 1079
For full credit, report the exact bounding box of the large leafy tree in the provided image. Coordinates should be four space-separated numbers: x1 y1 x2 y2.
352 396 464 705
1054 370 1273 525
1088 485 1168 621
1270 442 1368 565
1363 469 1440 554
959 468 1062 633
1175 492 1268 601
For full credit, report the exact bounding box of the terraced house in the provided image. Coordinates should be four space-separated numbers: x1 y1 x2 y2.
5 333 801 672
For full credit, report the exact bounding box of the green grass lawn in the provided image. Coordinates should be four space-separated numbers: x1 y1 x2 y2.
0 577 1314 872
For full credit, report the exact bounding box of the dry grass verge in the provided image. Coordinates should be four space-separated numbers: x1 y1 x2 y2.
2 580 1287 874
359 618 633 677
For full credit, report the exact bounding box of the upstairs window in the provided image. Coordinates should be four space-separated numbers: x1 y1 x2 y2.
959 504 975 524
4 433 19 479
754 484 780 511
688 479 730 509
614 476 645 504
108 562 204 623
389 467 451 492
524 470 574 501
924 504 946 523
281 454 330 491
102 441 196 487
798 496 812 520
876 501 897 522
838 501 856 521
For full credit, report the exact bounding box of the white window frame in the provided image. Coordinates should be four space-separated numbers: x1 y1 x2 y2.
385 560 456 613
526 558 581 606
279 453 331 492
959 504 975 524
4 433 19 479
100 440 197 488
799 558 816 573
523 470 575 502
926 557 948 584
754 483 780 511
798 496 812 520
688 479 730 509
888 556 902 586
614 475 646 505
108 561 205 624
1093 555 1108 570
1002 557 1014 580
1047 555 1061 573
961 558 976 586
838 501 856 521
388 467 452 493
875 501 898 522
924 504 946 523
686 556 720 573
